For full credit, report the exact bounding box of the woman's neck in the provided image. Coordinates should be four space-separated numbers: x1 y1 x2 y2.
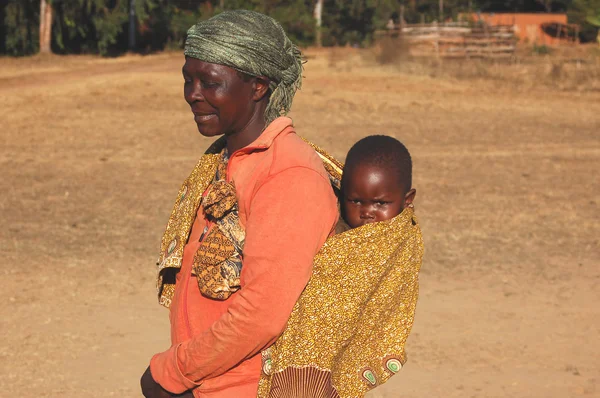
226 106 268 154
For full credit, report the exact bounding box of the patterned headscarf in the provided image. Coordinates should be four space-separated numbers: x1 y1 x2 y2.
184 10 303 124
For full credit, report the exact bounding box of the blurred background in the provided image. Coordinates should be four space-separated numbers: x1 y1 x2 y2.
0 1 598 397
2 0 600 55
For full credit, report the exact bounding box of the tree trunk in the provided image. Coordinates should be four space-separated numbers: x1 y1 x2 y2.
314 0 323 47
39 0 53 54
129 0 136 50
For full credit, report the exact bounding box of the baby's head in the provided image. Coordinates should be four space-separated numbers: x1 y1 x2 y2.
341 135 416 229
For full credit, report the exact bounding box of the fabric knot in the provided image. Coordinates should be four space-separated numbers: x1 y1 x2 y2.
202 180 237 219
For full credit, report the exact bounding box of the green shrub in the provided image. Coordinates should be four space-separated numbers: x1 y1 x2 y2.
533 44 552 55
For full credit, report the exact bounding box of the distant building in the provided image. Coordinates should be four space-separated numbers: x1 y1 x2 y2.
465 13 579 46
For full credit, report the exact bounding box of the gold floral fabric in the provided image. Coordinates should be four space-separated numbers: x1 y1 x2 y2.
193 149 245 301
202 156 237 220
258 208 423 398
156 138 226 308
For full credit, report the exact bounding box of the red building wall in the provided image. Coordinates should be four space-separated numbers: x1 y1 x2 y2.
469 13 575 46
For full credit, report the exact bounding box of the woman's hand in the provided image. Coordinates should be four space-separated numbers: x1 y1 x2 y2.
140 366 175 398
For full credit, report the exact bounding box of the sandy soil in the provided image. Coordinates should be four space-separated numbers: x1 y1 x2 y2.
1 50 598 398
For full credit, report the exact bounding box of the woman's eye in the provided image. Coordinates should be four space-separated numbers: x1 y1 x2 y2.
201 81 218 88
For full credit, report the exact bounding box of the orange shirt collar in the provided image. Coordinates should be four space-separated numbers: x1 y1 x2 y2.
239 116 293 153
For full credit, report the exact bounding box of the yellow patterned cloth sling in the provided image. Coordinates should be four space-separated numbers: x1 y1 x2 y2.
255 141 424 397
257 208 423 398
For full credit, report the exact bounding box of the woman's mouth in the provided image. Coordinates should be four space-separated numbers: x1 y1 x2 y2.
194 113 216 123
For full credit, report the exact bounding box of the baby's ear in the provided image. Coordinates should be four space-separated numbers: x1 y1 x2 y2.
404 189 416 208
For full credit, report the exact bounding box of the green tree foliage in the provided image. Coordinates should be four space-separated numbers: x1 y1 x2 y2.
2 0 40 55
136 0 208 51
1 0 598 55
51 0 156 55
0 0 155 56
267 0 316 46
213 0 316 45
475 0 572 13
568 0 600 41
320 0 377 46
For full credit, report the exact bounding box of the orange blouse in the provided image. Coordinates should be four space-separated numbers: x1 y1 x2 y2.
150 118 338 397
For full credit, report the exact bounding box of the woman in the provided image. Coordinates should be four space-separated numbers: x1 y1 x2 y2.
140 10 338 398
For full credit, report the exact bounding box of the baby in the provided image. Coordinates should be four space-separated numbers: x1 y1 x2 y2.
339 135 416 230
260 135 423 396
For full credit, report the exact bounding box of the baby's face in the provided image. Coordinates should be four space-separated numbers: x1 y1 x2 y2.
342 164 408 229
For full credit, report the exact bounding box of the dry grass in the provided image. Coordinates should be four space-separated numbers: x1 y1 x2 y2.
365 38 600 92
0 49 598 397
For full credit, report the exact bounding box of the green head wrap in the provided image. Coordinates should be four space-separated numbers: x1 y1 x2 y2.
184 10 303 124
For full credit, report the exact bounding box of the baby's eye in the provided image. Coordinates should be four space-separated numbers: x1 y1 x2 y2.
375 201 388 206
348 199 361 204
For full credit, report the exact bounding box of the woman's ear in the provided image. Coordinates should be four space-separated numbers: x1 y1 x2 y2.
252 76 271 102
403 188 416 208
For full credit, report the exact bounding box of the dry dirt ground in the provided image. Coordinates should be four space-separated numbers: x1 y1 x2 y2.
1 50 598 398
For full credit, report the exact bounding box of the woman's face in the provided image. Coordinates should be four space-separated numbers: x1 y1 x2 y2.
182 57 258 137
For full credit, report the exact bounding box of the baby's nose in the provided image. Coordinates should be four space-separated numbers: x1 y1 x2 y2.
360 206 375 219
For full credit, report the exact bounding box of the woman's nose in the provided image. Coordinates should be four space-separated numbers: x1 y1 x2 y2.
185 81 204 103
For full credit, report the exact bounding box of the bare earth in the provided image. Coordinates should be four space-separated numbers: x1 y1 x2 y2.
1 50 598 398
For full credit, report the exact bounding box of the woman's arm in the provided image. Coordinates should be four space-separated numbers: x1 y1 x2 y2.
150 166 338 394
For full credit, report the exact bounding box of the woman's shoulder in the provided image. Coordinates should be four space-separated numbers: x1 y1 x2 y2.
269 131 328 179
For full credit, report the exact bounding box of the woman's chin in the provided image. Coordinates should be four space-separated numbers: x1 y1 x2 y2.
196 124 223 138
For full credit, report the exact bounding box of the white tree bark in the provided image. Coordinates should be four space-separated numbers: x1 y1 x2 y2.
314 0 323 47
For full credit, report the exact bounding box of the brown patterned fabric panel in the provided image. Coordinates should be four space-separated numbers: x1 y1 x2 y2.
269 367 341 398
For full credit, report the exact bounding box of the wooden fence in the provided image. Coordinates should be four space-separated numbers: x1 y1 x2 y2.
376 22 518 58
